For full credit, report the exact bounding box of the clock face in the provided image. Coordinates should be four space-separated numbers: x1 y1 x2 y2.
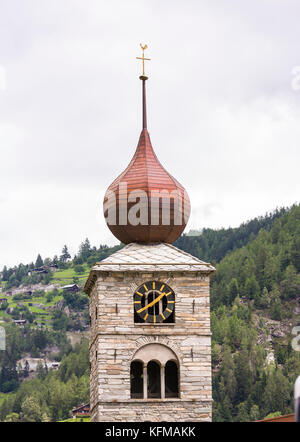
134 281 175 323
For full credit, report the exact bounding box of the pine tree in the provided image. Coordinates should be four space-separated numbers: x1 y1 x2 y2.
234 348 251 403
259 287 270 308
227 278 239 305
24 360 30 378
60 245 71 263
245 275 260 300
21 396 42 422
78 238 91 261
291 238 300 272
35 254 43 268
1 265 9 281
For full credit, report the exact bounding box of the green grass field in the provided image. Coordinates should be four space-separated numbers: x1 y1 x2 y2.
59 416 90 422
0 263 90 329
52 266 89 286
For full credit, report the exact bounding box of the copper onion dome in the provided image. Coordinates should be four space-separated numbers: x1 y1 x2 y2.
103 45 191 244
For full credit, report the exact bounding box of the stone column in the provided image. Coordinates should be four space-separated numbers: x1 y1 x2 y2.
143 364 147 399
161 364 165 399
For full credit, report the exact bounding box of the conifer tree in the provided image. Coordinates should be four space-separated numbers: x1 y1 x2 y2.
60 245 71 263
35 254 43 268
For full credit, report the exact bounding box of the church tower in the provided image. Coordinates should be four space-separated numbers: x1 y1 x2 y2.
84 45 215 422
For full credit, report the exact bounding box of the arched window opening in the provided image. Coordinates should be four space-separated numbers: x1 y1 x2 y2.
147 361 161 398
165 360 179 398
130 361 143 399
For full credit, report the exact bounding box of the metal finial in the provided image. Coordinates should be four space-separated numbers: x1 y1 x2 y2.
136 43 151 80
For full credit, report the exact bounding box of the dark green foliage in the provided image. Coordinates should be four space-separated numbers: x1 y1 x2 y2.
60 245 71 263
211 300 299 421
74 264 85 274
1 266 9 281
174 207 287 263
0 338 89 422
52 311 69 331
63 291 88 311
0 301 8 311
0 325 71 394
180 205 300 421
211 205 300 308
35 254 43 268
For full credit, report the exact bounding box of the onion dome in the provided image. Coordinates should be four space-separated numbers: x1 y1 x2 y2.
103 45 190 244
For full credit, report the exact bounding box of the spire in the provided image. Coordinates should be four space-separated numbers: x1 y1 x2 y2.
103 44 191 245
141 78 147 129
136 43 151 130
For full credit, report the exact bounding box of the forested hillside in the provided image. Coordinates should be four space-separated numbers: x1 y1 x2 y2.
0 328 89 422
174 207 287 264
0 205 300 421
181 205 300 421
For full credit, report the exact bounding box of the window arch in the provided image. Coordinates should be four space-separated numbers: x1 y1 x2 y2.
165 360 179 398
147 361 161 398
130 360 143 399
130 343 180 399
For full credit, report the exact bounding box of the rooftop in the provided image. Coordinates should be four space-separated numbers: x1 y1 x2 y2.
84 242 215 294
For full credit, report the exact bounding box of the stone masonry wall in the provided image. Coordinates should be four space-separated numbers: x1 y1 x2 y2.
89 270 212 422
94 401 212 422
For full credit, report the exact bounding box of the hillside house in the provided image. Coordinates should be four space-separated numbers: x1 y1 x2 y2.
71 403 90 417
49 264 58 271
18 358 61 375
28 266 48 275
13 319 27 327
62 284 79 293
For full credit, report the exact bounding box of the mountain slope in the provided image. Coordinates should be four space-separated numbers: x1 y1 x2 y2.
1 206 300 421
174 207 287 264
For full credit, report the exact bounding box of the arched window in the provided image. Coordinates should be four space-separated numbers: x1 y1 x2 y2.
130 360 143 399
130 344 180 400
147 361 161 398
165 360 179 398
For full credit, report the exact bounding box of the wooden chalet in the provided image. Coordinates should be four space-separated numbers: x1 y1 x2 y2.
71 403 90 417
62 284 79 293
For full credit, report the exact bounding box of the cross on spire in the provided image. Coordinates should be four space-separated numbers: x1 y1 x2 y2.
136 43 151 80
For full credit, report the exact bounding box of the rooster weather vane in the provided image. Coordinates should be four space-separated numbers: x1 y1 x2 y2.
136 43 151 79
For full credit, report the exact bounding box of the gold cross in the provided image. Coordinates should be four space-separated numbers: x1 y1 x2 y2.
136 43 151 77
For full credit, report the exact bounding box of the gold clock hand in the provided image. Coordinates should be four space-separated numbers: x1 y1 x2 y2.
137 292 165 314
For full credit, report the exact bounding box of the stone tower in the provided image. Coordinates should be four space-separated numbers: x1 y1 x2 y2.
84 45 215 422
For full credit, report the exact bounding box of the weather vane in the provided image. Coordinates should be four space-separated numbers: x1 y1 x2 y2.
136 43 151 80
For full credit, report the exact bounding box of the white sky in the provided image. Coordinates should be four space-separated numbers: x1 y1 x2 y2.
0 0 300 267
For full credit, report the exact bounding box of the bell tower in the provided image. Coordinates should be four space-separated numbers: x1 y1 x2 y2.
84 45 215 422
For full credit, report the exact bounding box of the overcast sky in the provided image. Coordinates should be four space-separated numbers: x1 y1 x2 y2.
0 0 300 268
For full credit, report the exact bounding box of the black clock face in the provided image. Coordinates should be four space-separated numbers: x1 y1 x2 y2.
134 281 175 323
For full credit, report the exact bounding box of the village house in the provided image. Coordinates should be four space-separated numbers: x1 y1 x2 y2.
71 403 90 418
17 358 61 375
28 266 48 276
62 284 79 293
13 319 27 327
